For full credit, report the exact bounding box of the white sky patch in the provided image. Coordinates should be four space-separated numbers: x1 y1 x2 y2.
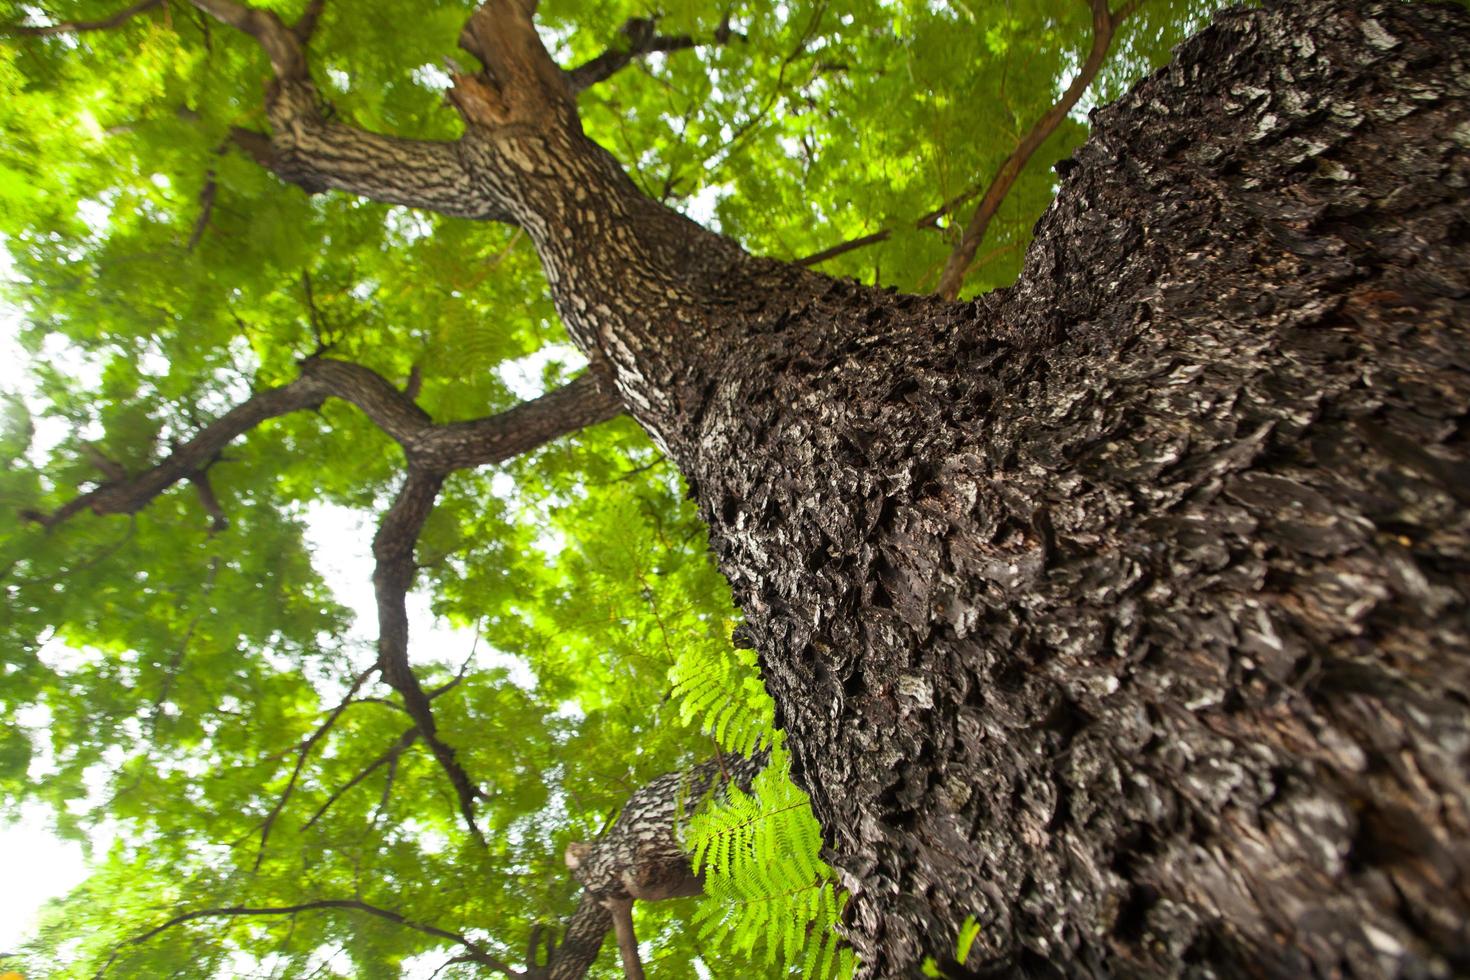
0 805 88 951
1055 49 1101 123
411 63 453 92
75 193 114 236
1 245 107 465
385 206 434 245
497 342 586 400
2 240 105 950
0 245 29 386
303 502 382 647
684 183 726 229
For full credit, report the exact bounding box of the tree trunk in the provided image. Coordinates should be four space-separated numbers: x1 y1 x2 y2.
221 0 1470 973
502 2 1470 975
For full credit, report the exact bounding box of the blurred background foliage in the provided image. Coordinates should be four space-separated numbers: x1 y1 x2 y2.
1 0 1228 974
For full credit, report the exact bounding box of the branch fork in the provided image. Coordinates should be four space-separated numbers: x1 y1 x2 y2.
448 0 574 130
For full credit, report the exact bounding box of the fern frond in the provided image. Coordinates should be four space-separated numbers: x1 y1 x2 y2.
684 746 854 978
668 633 770 758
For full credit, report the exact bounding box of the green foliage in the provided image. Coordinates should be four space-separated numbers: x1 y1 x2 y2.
685 745 852 979
920 915 983 978
0 0 1230 975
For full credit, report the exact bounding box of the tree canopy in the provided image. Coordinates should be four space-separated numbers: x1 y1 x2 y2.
0 0 1319 975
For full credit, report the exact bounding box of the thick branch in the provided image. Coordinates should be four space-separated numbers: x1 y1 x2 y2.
410 370 623 471
1 0 162 36
545 752 766 979
934 0 1126 299
23 375 328 528
186 0 501 219
300 358 433 443
603 898 644 980
26 359 621 530
541 894 612 980
368 467 494 845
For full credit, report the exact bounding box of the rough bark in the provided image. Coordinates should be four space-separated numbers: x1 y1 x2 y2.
188 0 1470 974
457 2 1470 975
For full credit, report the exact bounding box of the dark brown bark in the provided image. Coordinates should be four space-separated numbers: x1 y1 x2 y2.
433 2 1470 975
693 5 1469 975
175 0 1470 974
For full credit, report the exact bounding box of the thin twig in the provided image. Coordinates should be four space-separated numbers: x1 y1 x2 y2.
96 899 517 978
303 726 418 830
251 665 378 870
934 0 1133 299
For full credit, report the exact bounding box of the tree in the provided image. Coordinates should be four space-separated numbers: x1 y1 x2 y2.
3 0 1468 977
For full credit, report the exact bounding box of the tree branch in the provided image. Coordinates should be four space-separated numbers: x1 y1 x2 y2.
564 16 741 94
291 0 327 43
368 467 493 845
22 353 620 851
185 0 504 219
251 665 377 871
22 375 329 529
603 897 644 980
795 167 986 268
186 468 229 532
1 0 163 36
934 0 1128 299
25 358 621 530
409 370 623 471
302 726 418 831
100 899 518 978
541 894 612 980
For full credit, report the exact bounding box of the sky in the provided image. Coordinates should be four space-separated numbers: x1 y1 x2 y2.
0 246 91 954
